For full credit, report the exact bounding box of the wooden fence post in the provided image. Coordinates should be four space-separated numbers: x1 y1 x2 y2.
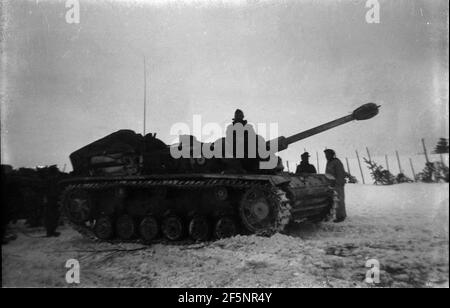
409 158 417 182
316 151 320 173
422 138 430 163
345 157 351 174
366 147 372 162
356 150 365 184
396 150 403 174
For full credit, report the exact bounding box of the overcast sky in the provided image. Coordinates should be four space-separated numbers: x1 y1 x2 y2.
1 0 448 170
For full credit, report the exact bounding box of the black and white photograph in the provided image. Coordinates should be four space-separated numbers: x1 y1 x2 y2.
1 0 448 290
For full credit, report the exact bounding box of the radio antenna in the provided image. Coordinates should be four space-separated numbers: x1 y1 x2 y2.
143 56 147 137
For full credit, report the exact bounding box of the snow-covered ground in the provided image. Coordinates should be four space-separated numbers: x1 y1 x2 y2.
2 183 448 288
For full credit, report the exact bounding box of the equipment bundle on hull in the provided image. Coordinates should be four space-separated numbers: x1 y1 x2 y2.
59 103 379 243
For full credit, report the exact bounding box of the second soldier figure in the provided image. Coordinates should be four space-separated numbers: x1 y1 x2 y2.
295 152 317 174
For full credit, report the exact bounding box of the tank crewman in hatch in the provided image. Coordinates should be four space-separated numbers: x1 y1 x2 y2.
295 152 317 174
324 149 346 223
224 109 260 172
232 109 247 126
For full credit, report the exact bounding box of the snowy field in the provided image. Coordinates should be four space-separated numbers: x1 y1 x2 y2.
2 183 448 288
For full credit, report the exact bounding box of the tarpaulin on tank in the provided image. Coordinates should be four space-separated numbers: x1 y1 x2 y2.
70 130 144 174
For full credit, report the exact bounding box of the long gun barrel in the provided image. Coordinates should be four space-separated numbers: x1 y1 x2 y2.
268 103 380 152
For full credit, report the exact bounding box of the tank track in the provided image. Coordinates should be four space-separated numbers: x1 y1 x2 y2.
59 177 293 244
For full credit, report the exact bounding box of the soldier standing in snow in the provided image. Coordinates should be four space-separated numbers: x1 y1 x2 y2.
40 166 62 237
324 149 346 223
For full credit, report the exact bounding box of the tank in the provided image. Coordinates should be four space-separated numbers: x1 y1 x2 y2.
59 103 379 243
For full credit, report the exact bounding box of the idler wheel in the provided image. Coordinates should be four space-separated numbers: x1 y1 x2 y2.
162 215 184 241
64 189 91 224
188 216 210 241
139 216 159 243
115 214 135 240
94 216 114 240
239 188 277 233
214 216 237 239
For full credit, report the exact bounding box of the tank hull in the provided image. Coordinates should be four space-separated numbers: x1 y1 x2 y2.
59 173 334 243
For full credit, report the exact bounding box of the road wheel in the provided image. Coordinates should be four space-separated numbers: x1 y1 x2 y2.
139 216 159 243
94 216 114 240
188 216 210 241
116 214 135 240
162 215 184 241
214 216 237 239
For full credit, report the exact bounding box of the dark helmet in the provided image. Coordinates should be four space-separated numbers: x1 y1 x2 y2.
301 152 310 159
324 149 336 157
233 109 245 121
